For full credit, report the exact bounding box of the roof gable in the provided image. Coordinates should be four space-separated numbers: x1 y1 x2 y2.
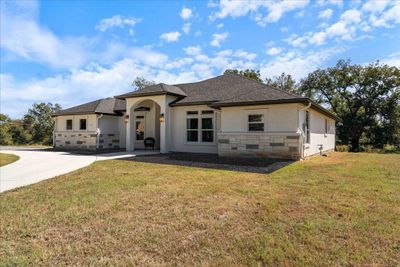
115 83 187 99
53 98 126 116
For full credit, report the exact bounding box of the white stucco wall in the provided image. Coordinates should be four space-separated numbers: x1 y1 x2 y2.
300 108 336 157
98 115 119 133
55 114 97 132
126 95 176 152
220 103 299 133
98 115 126 148
170 105 219 154
118 112 127 148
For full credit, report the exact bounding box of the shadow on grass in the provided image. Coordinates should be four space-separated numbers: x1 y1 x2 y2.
117 152 295 174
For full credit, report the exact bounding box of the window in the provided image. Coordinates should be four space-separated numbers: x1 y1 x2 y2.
201 117 214 142
186 117 198 142
325 119 328 134
248 114 264 132
186 110 214 143
304 111 310 143
66 119 72 130
80 119 87 130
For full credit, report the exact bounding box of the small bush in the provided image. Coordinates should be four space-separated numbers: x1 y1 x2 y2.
382 144 400 154
336 145 349 152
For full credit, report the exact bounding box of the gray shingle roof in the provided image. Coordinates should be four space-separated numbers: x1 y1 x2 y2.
115 83 187 98
172 73 301 106
53 98 126 116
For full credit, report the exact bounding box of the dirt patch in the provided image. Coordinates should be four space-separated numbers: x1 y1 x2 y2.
123 152 294 174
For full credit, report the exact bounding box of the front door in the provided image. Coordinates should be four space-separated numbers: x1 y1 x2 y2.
135 114 145 148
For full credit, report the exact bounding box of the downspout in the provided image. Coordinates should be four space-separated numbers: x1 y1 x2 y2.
96 114 103 150
299 101 311 160
53 117 57 148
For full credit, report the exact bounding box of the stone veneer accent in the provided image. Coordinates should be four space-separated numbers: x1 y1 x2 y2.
98 133 120 149
218 132 300 159
55 131 120 150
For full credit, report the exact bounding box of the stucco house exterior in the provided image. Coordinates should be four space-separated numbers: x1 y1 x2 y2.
52 73 338 159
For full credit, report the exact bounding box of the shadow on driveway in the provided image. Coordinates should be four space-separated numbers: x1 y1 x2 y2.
118 152 295 174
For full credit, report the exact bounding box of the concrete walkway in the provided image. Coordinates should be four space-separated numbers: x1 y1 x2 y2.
0 148 159 193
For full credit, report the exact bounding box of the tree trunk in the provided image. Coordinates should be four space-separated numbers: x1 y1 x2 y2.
350 137 360 152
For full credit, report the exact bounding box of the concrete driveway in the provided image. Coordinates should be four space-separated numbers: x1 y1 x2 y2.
0 147 159 193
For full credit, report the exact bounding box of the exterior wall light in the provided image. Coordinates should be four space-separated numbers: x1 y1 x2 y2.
124 114 129 123
159 113 165 123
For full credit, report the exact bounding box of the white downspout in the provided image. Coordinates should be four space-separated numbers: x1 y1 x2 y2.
96 114 103 149
299 101 311 160
53 117 57 148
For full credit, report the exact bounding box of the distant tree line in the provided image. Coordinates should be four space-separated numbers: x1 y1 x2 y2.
0 103 61 146
225 59 400 152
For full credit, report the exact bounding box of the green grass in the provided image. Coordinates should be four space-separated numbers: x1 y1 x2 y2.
1 153 399 266
0 153 19 167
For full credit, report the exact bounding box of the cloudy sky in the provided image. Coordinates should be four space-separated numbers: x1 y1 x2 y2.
1 0 399 118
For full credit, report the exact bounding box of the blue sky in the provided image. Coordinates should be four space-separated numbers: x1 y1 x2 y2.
1 0 399 118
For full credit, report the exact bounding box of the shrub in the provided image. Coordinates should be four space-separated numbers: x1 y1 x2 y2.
336 145 350 152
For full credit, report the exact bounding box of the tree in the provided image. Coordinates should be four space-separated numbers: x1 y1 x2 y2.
0 114 13 145
23 103 62 145
132 77 156 90
9 121 32 145
265 72 298 94
299 60 400 151
224 69 262 82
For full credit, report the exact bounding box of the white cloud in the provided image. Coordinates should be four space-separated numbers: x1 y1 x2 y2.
362 0 390 13
160 31 181 42
234 49 257 61
95 15 141 31
0 1 87 69
266 47 282 56
217 23 224 29
381 52 400 67
184 46 202 56
210 0 309 26
182 23 191 34
318 8 333 19
180 7 193 20
286 6 392 47
210 32 229 47
260 48 344 80
317 0 343 7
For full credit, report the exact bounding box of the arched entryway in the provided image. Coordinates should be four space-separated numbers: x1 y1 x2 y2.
129 99 161 150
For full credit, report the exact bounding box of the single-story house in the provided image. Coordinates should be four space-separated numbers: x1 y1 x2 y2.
52 73 338 159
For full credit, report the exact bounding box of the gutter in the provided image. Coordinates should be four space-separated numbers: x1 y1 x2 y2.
299 101 312 160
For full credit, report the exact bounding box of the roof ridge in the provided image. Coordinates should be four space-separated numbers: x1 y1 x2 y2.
225 72 301 98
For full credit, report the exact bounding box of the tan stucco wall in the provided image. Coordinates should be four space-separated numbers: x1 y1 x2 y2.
220 103 299 133
55 114 97 132
54 114 126 150
170 105 219 154
299 107 336 157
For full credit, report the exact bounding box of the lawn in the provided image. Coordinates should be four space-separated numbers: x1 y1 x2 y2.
0 153 19 167
1 152 399 266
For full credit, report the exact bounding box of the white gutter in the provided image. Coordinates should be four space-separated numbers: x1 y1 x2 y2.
96 114 103 149
299 101 312 160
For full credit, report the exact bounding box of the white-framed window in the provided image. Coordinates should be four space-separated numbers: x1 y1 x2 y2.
248 114 264 132
80 119 87 130
186 110 214 143
201 110 214 142
66 119 73 130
